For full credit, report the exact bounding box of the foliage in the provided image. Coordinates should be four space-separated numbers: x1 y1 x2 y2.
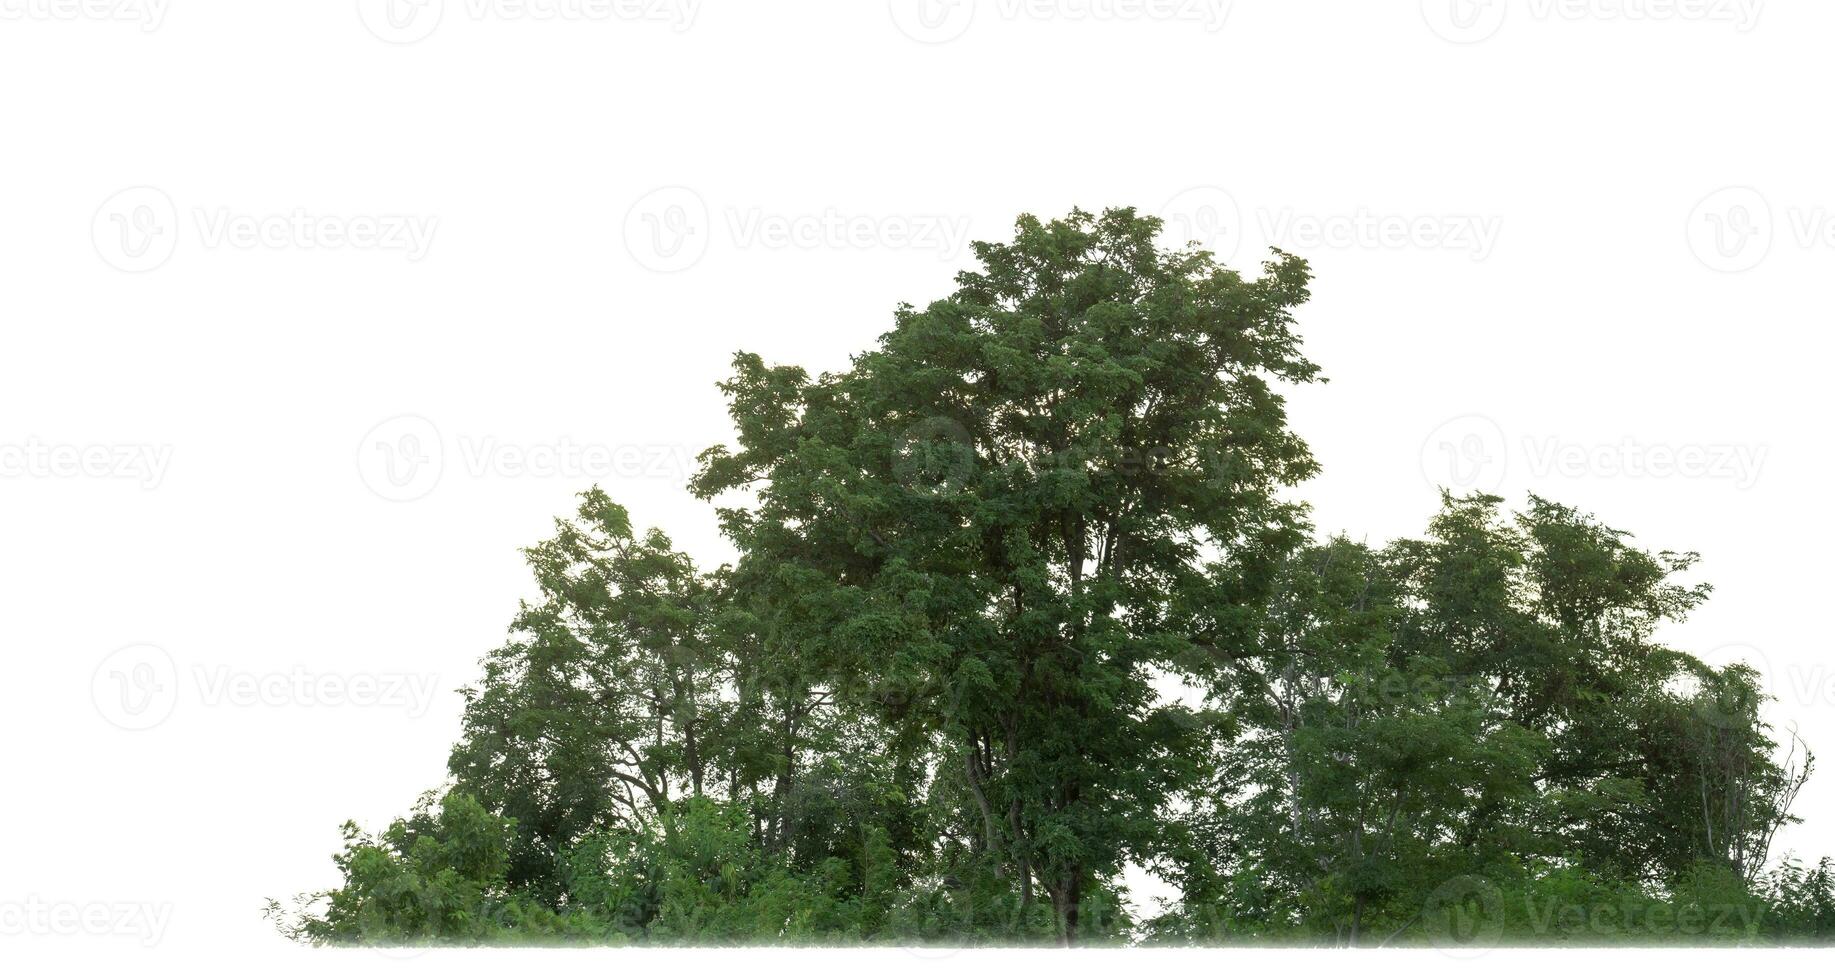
276 208 1829 946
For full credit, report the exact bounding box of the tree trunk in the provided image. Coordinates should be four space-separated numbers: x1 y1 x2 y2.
1049 871 1083 946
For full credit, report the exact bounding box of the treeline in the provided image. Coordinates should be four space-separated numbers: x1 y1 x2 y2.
276 208 1834 946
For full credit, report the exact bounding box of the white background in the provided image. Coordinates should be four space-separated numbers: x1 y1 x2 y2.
3 0 1831 973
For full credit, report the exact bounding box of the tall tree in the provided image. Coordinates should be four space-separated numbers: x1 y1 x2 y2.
693 207 1322 942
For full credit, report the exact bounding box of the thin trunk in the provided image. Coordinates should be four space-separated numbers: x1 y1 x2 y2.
684 671 703 796
1003 716 1032 916
767 704 798 852
964 742 999 856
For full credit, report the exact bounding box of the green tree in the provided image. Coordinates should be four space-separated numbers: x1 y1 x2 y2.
1167 492 1813 943
692 207 1322 942
282 207 1831 948
446 488 726 897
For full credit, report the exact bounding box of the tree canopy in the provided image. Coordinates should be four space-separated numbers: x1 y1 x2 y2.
275 208 1830 947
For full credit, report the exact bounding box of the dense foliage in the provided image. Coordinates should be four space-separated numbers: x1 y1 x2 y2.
275 208 1830 946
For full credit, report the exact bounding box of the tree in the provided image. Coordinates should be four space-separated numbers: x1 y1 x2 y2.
1168 492 1813 943
446 488 726 897
692 207 1322 942
281 207 1831 947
